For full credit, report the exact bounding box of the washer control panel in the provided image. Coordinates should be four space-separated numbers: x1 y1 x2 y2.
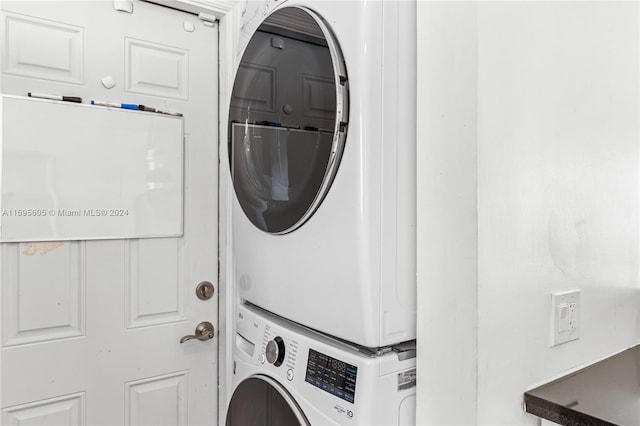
255 311 358 403
237 303 417 426
265 336 285 366
262 325 299 373
304 348 358 403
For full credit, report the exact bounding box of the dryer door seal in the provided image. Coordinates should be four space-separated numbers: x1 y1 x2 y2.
225 375 310 426
229 6 348 234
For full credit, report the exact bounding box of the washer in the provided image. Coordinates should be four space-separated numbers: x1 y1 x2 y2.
227 1 416 348
225 302 416 426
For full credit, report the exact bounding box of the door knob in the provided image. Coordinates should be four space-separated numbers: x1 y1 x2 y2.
180 321 215 343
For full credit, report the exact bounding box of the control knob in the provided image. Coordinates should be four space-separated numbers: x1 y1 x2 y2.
265 336 285 367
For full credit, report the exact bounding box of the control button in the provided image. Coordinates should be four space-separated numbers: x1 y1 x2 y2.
258 353 265 364
286 369 294 381
265 336 285 367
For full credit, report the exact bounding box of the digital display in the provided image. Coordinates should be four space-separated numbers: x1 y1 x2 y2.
305 349 357 403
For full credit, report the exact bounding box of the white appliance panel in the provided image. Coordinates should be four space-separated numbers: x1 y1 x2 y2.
229 0 416 348
225 303 416 425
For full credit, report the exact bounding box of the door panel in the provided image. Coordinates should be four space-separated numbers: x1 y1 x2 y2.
0 1 218 425
126 238 187 328
125 372 188 426
3 392 85 426
3 241 84 347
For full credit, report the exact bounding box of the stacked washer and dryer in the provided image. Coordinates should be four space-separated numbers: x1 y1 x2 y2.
224 1 417 424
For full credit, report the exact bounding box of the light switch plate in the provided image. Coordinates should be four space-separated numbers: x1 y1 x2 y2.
551 289 580 347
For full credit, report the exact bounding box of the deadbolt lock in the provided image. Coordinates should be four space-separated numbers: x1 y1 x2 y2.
195 281 215 300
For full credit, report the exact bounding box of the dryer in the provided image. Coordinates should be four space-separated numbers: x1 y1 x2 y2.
227 0 416 348
225 302 416 426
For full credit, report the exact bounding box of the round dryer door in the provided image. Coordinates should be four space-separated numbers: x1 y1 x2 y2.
229 6 348 234
225 376 310 426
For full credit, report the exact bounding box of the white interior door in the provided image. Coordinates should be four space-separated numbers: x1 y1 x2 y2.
0 1 219 425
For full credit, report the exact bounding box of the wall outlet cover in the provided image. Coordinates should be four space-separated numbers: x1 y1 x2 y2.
551 289 580 347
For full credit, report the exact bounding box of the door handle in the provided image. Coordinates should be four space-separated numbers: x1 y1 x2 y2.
180 321 215 343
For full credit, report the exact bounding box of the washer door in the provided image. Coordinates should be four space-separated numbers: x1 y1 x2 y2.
229 7 348 234
225 376 310 426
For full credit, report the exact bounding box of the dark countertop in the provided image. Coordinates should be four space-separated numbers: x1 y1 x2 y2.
524 345 640 425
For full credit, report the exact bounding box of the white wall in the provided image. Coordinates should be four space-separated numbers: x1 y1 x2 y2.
416 2 479 424
418 1 640 424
